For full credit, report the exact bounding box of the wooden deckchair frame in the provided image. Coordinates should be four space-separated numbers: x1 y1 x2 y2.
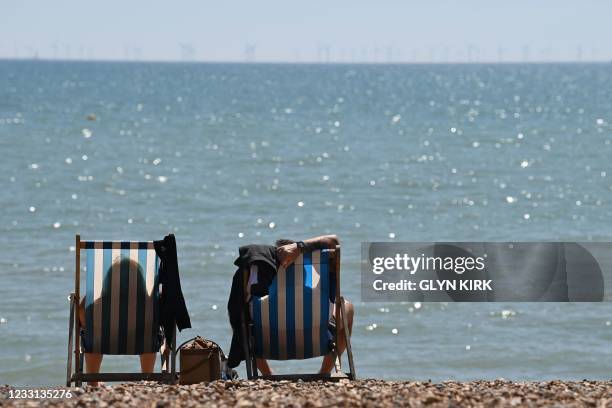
241 245 356 381
66 234 177 386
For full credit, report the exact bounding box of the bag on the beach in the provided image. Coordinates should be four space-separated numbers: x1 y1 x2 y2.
178 336 223 384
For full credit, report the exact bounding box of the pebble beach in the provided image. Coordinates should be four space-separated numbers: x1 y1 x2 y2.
3 379 612 407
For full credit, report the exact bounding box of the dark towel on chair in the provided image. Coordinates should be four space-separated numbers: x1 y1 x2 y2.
227 244 278 368
154 234 192 346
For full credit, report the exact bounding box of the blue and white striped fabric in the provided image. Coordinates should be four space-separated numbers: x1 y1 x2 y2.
84 241 161 355
250 249 334 360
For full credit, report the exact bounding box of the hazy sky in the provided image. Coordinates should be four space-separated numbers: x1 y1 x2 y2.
2 0 611 62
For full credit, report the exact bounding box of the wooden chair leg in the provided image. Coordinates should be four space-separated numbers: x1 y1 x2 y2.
76 341 84 387
66 293 75 386
170 325 177 384
340 297 356 380
241 319 253 379
74 234 81 387
249 324 258 378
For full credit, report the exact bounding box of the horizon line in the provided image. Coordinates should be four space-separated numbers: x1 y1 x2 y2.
1 57 612 65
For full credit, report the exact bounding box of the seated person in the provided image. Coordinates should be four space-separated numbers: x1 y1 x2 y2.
255 235 354 376
78 258 161 386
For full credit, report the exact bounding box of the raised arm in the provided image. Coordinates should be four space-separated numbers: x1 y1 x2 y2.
277 235 339 268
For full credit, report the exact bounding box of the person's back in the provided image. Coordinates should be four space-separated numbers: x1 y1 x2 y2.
79 258 159 386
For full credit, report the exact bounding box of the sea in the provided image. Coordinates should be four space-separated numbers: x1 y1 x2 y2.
1 60 612 386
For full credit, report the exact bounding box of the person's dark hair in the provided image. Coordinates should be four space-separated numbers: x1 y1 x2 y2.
275 239 295 247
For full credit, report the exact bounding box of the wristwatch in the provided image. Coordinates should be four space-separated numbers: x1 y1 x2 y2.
296 241 306 253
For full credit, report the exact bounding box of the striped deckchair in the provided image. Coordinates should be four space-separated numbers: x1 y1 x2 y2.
242 245 356 380
66 235 177 386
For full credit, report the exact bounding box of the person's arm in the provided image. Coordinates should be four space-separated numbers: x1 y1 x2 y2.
277 235 339 268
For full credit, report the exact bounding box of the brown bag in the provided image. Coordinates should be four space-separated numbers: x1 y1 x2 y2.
178 336 222 384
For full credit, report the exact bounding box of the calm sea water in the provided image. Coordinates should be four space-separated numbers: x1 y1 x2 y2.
1 60 612 386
